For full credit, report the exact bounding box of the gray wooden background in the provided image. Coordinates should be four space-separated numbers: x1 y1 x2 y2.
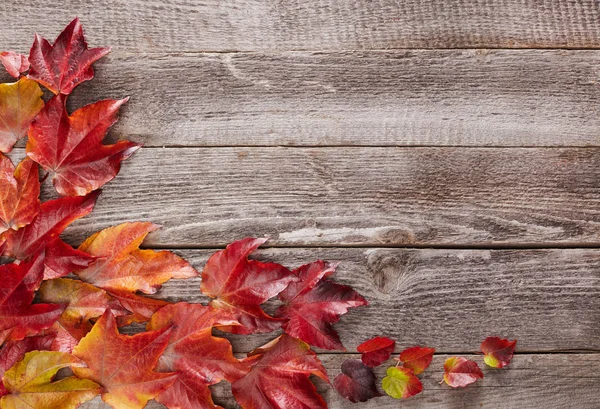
2 1 600 408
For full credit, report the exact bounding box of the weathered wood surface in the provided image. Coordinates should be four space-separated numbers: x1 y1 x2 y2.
148 248 600 353
3 1 600 51
14 50 600 147
10 147 598 247
81 353 600 409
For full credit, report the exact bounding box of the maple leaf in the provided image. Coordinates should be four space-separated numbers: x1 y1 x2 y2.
0 156 40 234
148 302 250 409
75 222 197 293
333 359 382 403
442 357 484 388
201 238 296 334
1 192 98 278
108 289 169 326
275 260 368 350
231 334 329 409
398 346 435 375
72 310 176 409
381 366 422 399
357 336 395 367
481 337 517 368
0 254 64 344
0 51 29 78
0 77 44 153
38 278 129 352
26 95 139 196
28 18 110 95
1 351 100 409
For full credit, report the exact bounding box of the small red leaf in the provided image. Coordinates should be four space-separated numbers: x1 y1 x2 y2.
334 359 382 403
357 336 395 367
28 18 110 95
0 156 40 234
399 346 435 375
481 337 517 368
443 357 484 388
0 51 29 78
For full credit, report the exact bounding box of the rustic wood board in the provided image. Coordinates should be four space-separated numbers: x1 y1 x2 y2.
26 50 600 147
80 353 600 409
3 1 600 51
10 147 598 247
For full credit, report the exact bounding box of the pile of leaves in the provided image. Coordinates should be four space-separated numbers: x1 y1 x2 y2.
0 19 519 409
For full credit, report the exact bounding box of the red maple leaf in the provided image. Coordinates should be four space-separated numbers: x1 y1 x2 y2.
275 260 368 350
201 238 296 334
357 336 395 367
1 192 98 278
28 18 110 95
0 156 40 234
0 51 29 78
27 95 139 196
232 334 329 409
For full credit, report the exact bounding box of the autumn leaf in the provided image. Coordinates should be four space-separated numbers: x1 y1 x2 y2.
26 94 139 196
398 346 435 375
108 289 169 326
28 18 110 95
334 359 382 403
38 278 128 352
357 336 395 367
0 77 44 153
481 337 517 368
148 302 249 409
1 351 100 409
381 366 422 399
442 357 484 388
0 254 64 344
275 260 368 350
201 238 296 334
232 334 329 409
72 310 176 409
0 156 39 234
1 192 98 278
75 222 197 293
0 51 29 78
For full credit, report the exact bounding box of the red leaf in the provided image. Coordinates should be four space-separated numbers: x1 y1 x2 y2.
357 336 395 367
442 357 484 388
0 255 64 344
72 310 176 409
381 366 422 399
398 346 435 375
334 359 382 403
0 156 40 234
108 289 169 326
148 303 250 409
275 260 368 350
481 337 517 368
27 95 139 196
1 192 98 277
232 335 329 409
0 51 29 78
0 335 54 378
28 18 110 95
201 238 296 334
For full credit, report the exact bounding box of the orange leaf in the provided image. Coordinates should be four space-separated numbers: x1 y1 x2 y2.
0 155 39 234
75 222 198 293
442 357 483 388
27 94 139 196
481 337 517 368
72 310 176 409
28 18 109 95
0 77 44 153
398 346 435 375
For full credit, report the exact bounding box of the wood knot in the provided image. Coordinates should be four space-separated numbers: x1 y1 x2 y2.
366 250 412 295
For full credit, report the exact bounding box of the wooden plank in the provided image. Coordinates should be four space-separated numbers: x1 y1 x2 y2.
12 50 598 147
80 353 600 409
142 248 600 353
8 147 598 247
3 1 600 51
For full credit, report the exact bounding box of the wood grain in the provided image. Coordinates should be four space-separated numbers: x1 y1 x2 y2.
80 353 600 409
139 248 600 353
9 147 598 247
2 1 600 51
28 50 600 147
